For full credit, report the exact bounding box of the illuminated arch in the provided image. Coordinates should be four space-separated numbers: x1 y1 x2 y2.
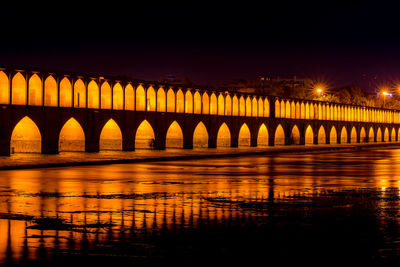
59 118 85 152
275 124 285 145
226 94 232 115
135 120 155 149
202 92 209 114
232 95 239 116
136 85 146 111
185 90 193 113
99 119 122 151
258 97 263 117
100 81 112 109
377 128 383 142
59 77 72 107
350 127 357 143
146 86 156 111
246 96 252 117
318 125 326 144
0 71 9 104
217 123 231 147
87 80 99 109
290 125 300 145
285 100 291 118
238 123 251 146
167 88 175 112
74 79 86 108
193 122 208 148
280 100 285 118
264 98 270 117
384 127 389 142
28 74 42 106
239 96 246 116
113 83 123 110
257 124 269 146
210 93 217 115
44 76 58 106
330 126 337 144
392 128 397 142
340 127 348 144
125 84 134 110
305 103 310 119
300 102 305 119
157 87 166 112
368 127 374 142
251 97 257 117
295 102 300 119
10 116 41 153
309 103 314 119
193 91 201 114
305 125 313 144
176 89 184 113
291 101 296 119
166 121 183 148
360 127 367 143
275 100 280 118
218 93 225 115
12 72 26 105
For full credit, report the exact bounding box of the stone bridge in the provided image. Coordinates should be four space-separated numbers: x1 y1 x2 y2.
0 67 399 156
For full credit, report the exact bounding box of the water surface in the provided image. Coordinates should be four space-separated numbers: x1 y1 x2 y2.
1 149 400 265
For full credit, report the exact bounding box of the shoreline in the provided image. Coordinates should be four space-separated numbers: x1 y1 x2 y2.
1 142 400 170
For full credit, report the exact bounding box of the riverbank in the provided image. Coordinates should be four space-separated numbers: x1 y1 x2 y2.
1 142 400 170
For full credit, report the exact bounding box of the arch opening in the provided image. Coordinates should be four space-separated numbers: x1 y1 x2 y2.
350 127 357 143
193 122 208 148
59 118 85 152
290 125 300 145
135 120 155 149
318 126 326 144
217 123 231 147
10 116 41 153
166 121 183 148
99 119 122 151
257 124 269 146
360 127 367 143
238 123 251 147
305 125 313 144
275 124 285 145
340 127 348 144
330 126 337 144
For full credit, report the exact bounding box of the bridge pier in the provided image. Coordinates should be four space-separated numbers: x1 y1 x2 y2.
85 140 100 153
42 140 59 154
0 140 10 156
122 139 135 151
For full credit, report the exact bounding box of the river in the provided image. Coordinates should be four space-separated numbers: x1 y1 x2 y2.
1 148 400 266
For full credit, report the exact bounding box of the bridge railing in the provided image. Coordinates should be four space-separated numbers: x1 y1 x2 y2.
0 67 398 124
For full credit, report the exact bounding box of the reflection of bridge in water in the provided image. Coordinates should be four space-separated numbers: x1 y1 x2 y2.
1 67 400 156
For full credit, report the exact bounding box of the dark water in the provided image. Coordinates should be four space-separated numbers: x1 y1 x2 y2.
1 149 400 266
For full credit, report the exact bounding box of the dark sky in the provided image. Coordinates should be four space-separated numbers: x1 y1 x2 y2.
1 1 400 90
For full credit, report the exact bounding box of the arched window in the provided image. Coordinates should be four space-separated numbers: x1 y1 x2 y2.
146 86 156 111
136 85 146 111
59 77 72 107
218 93 225 115
44 75 58 107
100 81 112 109
210 93 217 115
113 83 123 110
87 80 99 109
157 87 166 112
232 95 239 116
0 71 9 104
167 88 175 112
74 79 86 108
124 84 134 110
202 92 209 114
193 91 201 114
28 74 42 106
185 90 193 113
176 89 184 113
12 72 26 105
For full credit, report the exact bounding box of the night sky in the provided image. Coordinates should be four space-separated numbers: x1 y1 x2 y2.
1 1 400 90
